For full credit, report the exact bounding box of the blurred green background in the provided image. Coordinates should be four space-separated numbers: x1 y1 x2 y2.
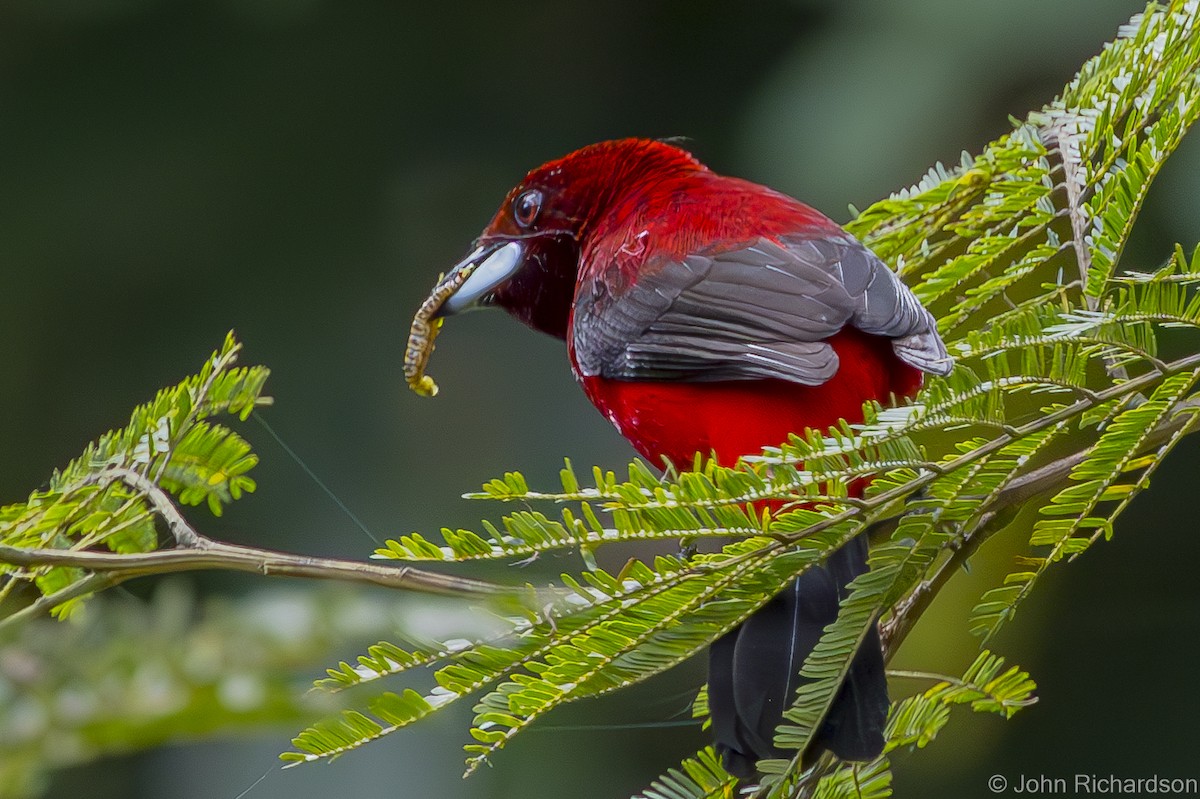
2 1 1199 797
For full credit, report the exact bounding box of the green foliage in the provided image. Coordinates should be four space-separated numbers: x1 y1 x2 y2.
632 651 1036 799
0 333 269 618
0 2 1191 797
971 369 1200 640
0 582 411 799
802 652 1036 799
286 3 1200 794
631 747 737 799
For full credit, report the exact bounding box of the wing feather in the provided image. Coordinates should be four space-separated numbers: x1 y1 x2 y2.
572 235 951 385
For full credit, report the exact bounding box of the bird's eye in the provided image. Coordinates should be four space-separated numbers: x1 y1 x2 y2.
513 189 543 229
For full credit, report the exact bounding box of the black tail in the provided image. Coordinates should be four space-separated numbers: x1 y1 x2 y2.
707 534 887 779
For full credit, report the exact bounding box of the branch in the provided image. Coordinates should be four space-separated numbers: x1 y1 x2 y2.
0 541 504 598
767 353 1200 559
0 467 509 626
880 393 1200 655
1042 122 1094 305
0 573 119 633
779 393 1200 798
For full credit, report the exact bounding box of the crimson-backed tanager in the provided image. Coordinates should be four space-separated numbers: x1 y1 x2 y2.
412 138 951 777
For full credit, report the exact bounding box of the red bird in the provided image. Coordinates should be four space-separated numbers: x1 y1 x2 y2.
429 139 950 776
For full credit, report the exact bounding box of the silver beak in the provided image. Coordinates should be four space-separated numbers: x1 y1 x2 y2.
436 241 525 316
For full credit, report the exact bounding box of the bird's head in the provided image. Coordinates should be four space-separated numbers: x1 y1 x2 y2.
432 138 706 338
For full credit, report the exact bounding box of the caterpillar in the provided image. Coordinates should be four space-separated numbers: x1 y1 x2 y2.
404 264 475 397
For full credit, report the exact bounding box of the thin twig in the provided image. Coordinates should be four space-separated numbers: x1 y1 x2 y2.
886 669 962 683
1042 123 1094 303
0 573 120 633
880 393 1200 655
0 542 504 598
770 353 1200 555
83 467 203 547
0 467 509 626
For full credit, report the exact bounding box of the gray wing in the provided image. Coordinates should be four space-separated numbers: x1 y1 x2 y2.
571 235 951 385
